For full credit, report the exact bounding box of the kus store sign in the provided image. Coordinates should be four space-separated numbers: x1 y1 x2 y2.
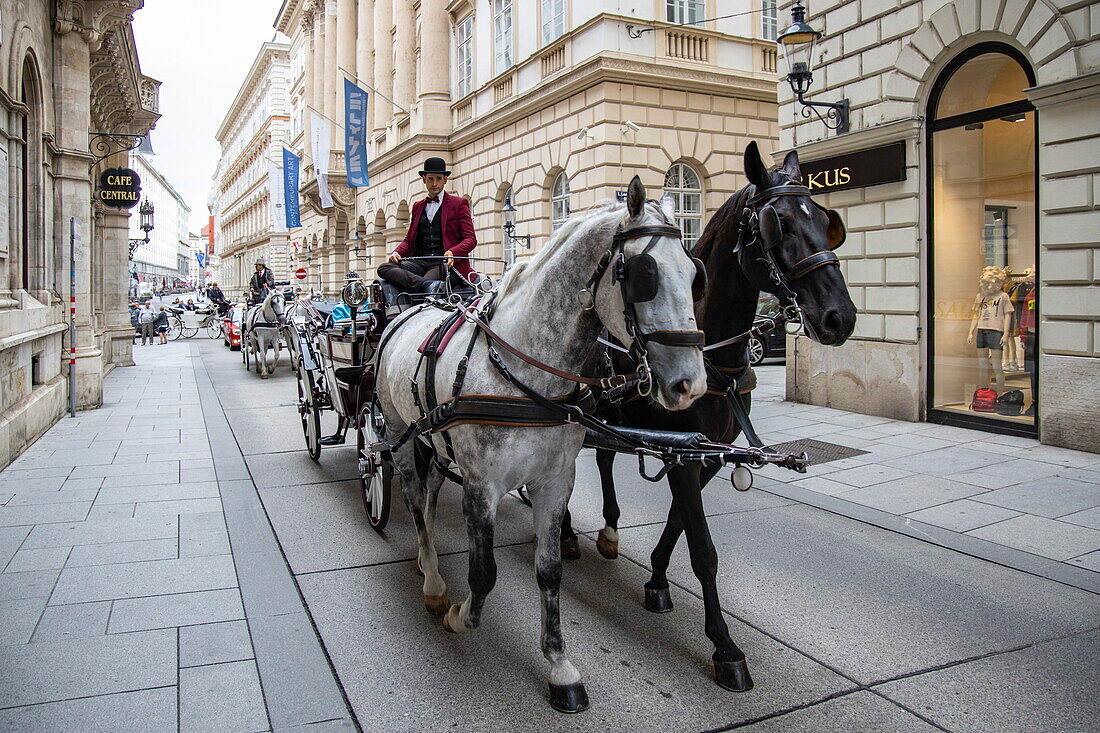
97 167 142 209
799 141 906 194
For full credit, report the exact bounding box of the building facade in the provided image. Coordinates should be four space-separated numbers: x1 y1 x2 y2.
776 0 1100 452
273 0 783 295
213 42 291 301
129 152 191 291
0 1 159 469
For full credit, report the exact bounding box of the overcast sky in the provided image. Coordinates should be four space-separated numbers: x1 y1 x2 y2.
132 1 287 232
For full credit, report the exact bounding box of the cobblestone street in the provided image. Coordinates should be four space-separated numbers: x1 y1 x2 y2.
1 341 1096 732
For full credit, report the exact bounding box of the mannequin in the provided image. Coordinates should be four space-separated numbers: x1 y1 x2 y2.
967 266 1013 393
1020 266 1037 416
1002 267 1021 371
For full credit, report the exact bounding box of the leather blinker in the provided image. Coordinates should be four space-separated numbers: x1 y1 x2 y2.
758 204 783 249
621 252 659 304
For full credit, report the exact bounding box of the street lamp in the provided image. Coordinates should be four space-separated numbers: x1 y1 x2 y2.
501 200 531 250
349 235 363 259
777 2 849 134
128 199 156 259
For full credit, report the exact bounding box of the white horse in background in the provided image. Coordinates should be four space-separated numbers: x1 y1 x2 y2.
243 288 285 378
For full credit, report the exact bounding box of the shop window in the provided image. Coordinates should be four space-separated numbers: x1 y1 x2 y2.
663 162 703 249
551 173 570 231
928 45 1037 434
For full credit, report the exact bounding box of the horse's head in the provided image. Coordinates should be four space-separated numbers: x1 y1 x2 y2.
265 288 286 322
592 176 707 411
737 141 857 346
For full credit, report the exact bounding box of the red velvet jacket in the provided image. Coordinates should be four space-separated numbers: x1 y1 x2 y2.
396 192 478 279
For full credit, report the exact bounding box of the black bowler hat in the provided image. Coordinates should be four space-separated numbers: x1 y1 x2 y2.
419 157 451 176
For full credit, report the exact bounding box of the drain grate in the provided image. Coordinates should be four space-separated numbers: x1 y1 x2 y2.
768 438 869 465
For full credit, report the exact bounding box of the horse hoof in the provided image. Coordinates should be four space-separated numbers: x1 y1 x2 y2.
596 530 618 560
561 535 581 561
714 657 754 692
644 586 673 614
548 682 589 714
442 604 465 634
424 592 449 616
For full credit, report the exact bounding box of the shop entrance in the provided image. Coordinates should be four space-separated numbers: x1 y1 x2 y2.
927 44 1038 436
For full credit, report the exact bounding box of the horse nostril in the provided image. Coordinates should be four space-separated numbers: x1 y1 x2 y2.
823 308 844 334
671 379 692 397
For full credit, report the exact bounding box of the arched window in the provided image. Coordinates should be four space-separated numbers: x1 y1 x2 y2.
663 162 703 248
551 172 570 231
502 186 516 267
927 44 1037 433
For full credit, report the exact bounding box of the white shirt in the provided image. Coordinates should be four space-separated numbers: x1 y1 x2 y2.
425 190 444 222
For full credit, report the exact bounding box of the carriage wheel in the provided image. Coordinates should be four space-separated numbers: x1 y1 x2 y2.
181 326 198 339
297 370 322 461
166 318 183 341
357 410 391 531
205 320 222 339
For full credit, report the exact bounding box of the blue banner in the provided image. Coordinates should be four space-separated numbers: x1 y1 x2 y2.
195 252 206 268
282 147 301 228
343 79 369 187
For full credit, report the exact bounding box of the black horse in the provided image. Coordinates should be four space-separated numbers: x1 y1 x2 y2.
562 141 857 691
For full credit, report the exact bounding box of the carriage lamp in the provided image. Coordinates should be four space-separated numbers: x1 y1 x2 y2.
127 199 156 259
501 201 532 250
341 278 369 307
778 2 849 134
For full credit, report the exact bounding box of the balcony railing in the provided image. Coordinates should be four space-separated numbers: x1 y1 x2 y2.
761 46 778 74
453 98 473 126
540 43 567 78
493 74 514 104
666 30 709 63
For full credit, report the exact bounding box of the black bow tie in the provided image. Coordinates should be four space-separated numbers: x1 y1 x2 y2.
427 196 439 204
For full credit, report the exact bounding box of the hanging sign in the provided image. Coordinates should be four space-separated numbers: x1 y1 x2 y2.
799 141 906 194
98 167 142 209
283 148 301 228
344 79 370 187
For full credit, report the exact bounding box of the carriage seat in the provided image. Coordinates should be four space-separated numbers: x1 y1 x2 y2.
378 279 477 314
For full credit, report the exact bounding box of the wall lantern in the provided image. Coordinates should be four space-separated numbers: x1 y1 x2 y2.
777 2 849 134
127 199 156 259
349 235 363 259
501 200 531 250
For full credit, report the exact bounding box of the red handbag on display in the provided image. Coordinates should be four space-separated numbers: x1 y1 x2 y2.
970 388 998 412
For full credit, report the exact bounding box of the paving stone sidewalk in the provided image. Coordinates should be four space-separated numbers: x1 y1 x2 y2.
0 344 354 732
747 363 1100 593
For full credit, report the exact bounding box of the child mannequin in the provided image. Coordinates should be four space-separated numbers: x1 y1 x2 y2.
967 266 1013 392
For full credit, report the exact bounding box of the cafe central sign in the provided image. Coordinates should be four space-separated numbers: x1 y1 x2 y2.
97 167 142 209
799 141 906 194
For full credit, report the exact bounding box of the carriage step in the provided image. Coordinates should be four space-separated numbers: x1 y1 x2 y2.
319 435 346 446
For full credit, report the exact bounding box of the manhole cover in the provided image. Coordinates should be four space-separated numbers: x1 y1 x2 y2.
768 438 869 465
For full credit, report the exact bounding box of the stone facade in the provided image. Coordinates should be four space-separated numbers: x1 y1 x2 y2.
0 0 159 469
778 0 1100 452
213 43 291 301
273 0 782 295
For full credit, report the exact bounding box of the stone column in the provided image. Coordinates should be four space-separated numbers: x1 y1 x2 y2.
417 0 452 136
97 207 134 367
372 0 393 133
54 28 101 408
356 0 375 130
393 0 415 114
323 2 339 123
312 7 325 113
337 0 357 100
302 10 317 144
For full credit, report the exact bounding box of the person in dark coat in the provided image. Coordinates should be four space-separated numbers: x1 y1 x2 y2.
377 158 477 300
154 306 170 345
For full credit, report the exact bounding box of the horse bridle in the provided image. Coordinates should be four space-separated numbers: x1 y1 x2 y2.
732 178 845 342
579 211 706 395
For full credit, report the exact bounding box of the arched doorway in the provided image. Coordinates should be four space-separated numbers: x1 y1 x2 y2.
927 43 1037 435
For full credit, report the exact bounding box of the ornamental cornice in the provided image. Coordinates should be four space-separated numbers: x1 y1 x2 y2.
54 0 144 48
88 22 160 135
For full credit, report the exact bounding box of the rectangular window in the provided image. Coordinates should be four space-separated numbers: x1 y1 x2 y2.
456 16 473 98
542 0 565 45
762 0 777 41
494 0 513 75
666 0 704 25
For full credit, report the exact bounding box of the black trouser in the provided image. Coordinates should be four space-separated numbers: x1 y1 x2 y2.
377 259 445 292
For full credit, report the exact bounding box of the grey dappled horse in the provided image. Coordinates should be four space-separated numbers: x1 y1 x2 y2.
243 289 284 379
374 178 706 712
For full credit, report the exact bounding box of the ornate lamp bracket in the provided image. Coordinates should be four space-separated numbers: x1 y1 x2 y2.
88 131 146 168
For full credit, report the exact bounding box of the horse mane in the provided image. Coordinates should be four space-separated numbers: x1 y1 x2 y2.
494 200 621 303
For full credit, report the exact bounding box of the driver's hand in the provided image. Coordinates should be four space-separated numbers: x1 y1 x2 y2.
388 251 402 263
444 251 455 267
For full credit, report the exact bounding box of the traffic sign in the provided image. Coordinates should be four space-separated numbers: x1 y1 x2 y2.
295 268 308 280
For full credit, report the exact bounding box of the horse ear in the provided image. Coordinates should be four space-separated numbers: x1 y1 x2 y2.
825 208 847 249
627 175 645 218
782 149 802 182
744 141 768 189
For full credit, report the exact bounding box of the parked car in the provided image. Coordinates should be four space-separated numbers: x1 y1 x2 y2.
222 304 245 350
748 293 787 365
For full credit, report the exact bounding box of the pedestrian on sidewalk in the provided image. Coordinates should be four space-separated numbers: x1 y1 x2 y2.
139 303 156 345
154 306 170 345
